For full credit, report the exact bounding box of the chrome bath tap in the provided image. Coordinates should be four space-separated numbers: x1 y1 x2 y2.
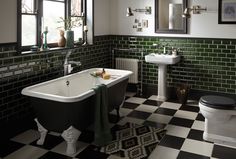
64 51 82 76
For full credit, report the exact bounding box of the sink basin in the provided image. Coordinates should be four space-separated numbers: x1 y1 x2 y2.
145 53 181 101
145 54 180 65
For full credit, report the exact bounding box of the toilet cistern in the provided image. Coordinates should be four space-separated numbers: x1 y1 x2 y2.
145 53 180 101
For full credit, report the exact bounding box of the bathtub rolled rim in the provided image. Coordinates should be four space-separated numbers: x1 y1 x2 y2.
21 68 132 103
22 88 95 103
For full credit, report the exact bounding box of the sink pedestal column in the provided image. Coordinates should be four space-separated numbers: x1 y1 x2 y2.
157 64 167 101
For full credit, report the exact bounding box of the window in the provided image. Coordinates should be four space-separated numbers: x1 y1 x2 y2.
19 0 85 51
43 0 65 43
21 0 37 46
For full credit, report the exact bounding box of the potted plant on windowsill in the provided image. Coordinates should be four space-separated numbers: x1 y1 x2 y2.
58 17 83 48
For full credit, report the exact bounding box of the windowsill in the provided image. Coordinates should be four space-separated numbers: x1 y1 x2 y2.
21 44 91 55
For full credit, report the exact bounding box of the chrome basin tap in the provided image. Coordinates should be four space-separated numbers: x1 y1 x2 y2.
64 51 82 76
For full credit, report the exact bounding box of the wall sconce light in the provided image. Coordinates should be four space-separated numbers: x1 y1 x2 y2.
126 6 151 17
182 5 207 18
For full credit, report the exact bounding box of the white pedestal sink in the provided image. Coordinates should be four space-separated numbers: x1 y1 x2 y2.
145 54 180 101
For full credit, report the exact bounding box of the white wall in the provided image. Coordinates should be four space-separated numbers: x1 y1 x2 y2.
109 0 236 39
0 0 17 43
94 0 110 35
110 0 154 36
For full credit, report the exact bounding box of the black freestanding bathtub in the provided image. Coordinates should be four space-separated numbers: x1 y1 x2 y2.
22 68 132 155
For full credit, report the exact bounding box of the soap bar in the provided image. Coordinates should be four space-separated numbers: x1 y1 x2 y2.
102 73 110 80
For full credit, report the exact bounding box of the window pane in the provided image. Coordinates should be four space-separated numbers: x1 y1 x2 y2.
71 0 82 16
22 0 35 13
22 15 37 46
43 0 65 43
71 17 83 41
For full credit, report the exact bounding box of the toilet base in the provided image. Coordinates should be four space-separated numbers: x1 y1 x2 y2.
203 131 236 147
199 101 236 148
203 118 236 148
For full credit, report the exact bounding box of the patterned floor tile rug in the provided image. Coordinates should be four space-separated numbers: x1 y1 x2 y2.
100 122 166 159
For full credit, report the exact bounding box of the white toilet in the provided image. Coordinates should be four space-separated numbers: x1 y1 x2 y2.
199 95 236 147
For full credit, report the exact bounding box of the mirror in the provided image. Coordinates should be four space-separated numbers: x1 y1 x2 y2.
155 0 187 34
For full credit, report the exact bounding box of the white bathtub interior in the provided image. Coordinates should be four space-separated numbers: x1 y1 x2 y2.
22 68 132 102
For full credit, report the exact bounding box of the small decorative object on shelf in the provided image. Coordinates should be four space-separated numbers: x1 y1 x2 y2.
58 30 66 47
74 38 83 46
65 30 74 48
83 25 88 45
42 26 49 50
31 46 39 52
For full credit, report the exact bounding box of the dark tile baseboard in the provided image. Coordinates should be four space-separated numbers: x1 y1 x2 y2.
128 83 236 101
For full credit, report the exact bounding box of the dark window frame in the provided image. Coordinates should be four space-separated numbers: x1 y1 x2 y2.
17 0 85 53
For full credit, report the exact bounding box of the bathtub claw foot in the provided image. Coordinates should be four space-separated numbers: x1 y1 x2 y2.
61 126 81 155
34 118 48 145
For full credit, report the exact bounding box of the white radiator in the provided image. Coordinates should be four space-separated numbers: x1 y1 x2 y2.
115 58 139 84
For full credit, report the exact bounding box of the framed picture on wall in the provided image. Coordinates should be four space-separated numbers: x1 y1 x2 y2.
219 0 236 24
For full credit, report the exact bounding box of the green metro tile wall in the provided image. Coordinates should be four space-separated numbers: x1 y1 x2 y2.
110 35 236 95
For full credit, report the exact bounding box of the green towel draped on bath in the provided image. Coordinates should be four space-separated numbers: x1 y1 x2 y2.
92 84 112 146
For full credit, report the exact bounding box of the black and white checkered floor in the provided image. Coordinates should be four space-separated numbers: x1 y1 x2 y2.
1 92 236 159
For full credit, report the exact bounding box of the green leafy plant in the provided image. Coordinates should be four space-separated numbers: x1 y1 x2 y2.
57 16 83 31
